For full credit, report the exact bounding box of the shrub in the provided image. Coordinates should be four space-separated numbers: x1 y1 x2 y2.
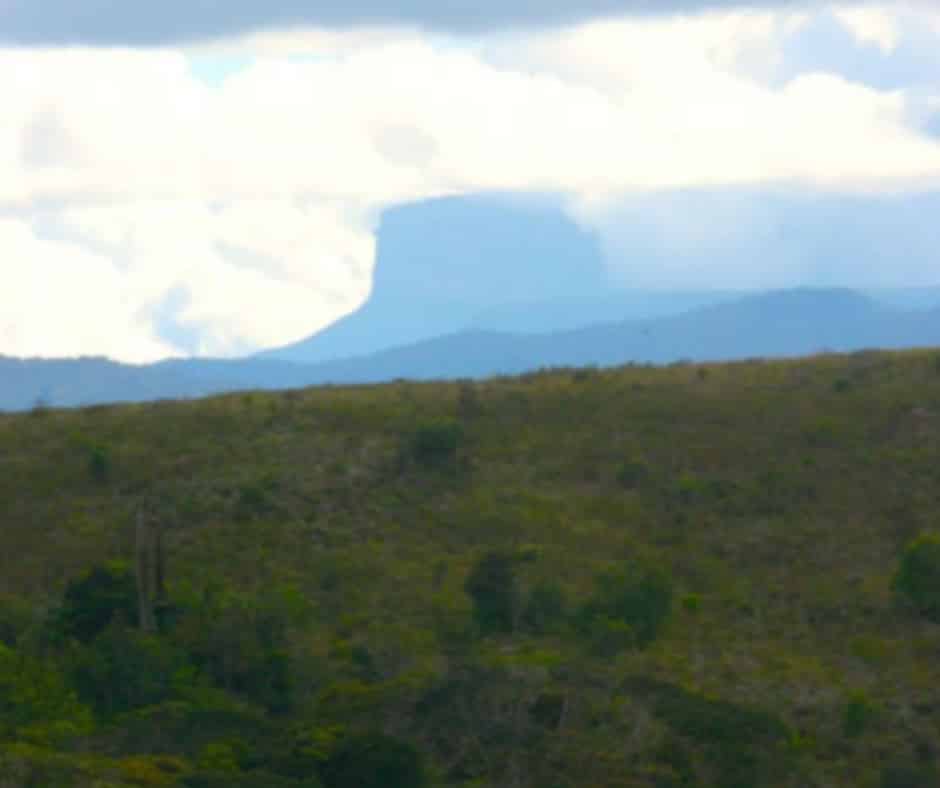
465 550 520 635
320 732 425 788
174 590 296 714
456 380 481 421
529 692 566 729
842 690 878 738
87 444 112 483
0 595 33 647
53 563 138 643
616 460 649 490
893 534 940 622
880 762 937 788
624 676 790 788
577 561 673 651
407 422 463 469
68 627 193 716
0 643 93 743
521 580 568 634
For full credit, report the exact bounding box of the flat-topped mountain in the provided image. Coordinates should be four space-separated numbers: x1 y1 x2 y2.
262 193 617 362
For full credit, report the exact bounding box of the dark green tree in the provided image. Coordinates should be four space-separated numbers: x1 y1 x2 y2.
465 550 520 635
407 422 463 469
578 561 673 651
320 732 425 788
67 626 192 716
521 579 568 634
54 562 138 643
0 643 92 743
893 534 940 621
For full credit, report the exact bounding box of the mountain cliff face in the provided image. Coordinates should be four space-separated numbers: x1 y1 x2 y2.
262 193 613 362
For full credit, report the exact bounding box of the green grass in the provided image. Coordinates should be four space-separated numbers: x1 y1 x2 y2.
2 349 940 786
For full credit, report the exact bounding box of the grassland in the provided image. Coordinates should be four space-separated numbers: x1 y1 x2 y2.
2 349 940 787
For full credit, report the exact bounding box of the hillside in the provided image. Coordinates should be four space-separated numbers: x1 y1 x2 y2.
2 350 940 787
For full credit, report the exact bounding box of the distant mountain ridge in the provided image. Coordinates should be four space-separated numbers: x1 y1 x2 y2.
4 287 940 411
261 193 619 363
261 193 940 363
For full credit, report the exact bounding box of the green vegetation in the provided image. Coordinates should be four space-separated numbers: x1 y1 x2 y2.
893 533 940 621
1 349 940 786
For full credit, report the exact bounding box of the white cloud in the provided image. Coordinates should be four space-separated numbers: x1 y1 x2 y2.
0 217 178 361
2 4 940 361
832 6 900 53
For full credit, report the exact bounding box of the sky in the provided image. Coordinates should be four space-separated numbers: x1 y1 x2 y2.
2 1 940 361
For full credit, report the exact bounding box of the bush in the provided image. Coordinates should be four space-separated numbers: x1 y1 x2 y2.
173 587 300 714
616 460 649 490
465 551 520 635
407 422 463 469
87 444 112 483
842 690 878 738
68 626 193 716
0 643 93 743
521 580 567 634
320 732 425 788
880 762 937 788
0 595 33 647
624 676 790 788
53 563 138 643
577 561 673 651
893 534 940 622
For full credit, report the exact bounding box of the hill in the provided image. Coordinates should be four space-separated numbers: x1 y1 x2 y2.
279 288 940 383
1 350 940 786
6 288 940 412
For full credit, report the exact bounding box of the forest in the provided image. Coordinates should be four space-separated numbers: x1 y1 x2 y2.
1 350 940 787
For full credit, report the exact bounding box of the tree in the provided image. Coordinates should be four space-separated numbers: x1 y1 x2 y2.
465 551 521 635
54 562 138 643
0 643 92 744
407 422 463 469
320 732 425 788
577 561 673 652
67 626 192 716
893 534 940 622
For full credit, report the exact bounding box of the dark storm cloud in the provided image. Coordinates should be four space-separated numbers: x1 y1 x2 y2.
0 0 852 46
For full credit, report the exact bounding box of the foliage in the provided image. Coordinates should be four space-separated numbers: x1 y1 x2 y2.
0 594 32 647
464 550 523 635
893 534 940 621
67 626 193 717
406 421 463 469
53 562 138 643
616 459 650 490
3 350 940 785
625 676 790 787
319 732 425 788
0 644 93 744
577 561 673 651
521 580 568 634
880 762 938 788
88 444 112 483
842 690 878 738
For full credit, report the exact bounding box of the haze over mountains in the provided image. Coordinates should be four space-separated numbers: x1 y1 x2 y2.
4 194 940 412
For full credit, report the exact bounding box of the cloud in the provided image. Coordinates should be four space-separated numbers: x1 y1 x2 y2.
0 217 179 361
0 0 928 45
579 188 940 290
2 5 940 361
